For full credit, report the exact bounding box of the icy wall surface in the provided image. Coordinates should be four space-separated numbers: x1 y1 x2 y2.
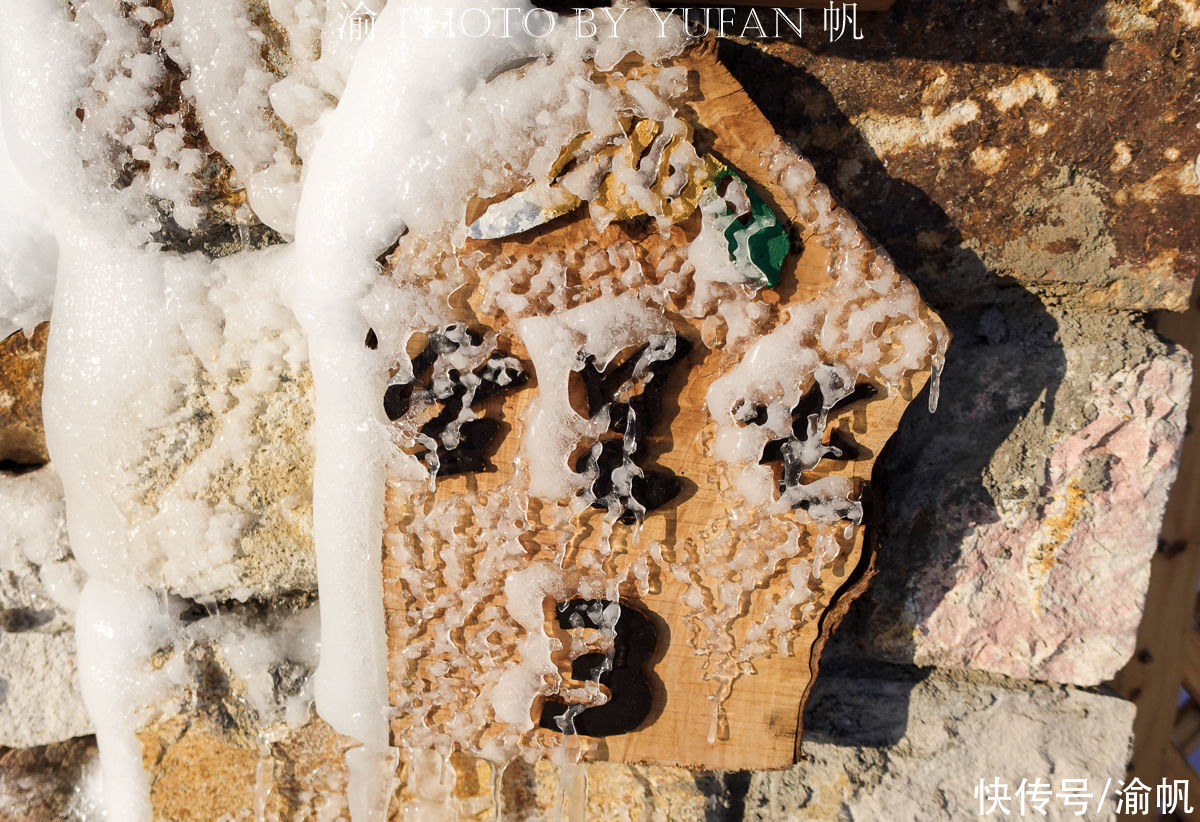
0 0 1194 819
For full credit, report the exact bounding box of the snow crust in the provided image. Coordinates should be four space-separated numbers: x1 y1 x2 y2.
0 466 83 615
289 0 538 767
1 1 323 816
0 91 57 338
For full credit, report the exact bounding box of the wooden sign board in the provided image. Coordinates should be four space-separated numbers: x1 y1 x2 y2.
380 40 944 771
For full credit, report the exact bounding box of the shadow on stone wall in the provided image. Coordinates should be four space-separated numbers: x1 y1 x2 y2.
534 0 1113 69
710 38 1068 762
799 0 1113 69
530 1 1115 67
695 769 753 821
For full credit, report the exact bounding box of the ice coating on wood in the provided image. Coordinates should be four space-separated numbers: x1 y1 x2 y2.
491 563 572 731
378 24 948 772
518 293 671 499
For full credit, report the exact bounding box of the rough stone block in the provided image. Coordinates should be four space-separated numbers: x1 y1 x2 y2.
0 736 100 821
0 324 49 467
0 465 91 748
855 310 1191 685
0 630 92 748
745 660 1135 821
724 1 1200 313
0 465 81 630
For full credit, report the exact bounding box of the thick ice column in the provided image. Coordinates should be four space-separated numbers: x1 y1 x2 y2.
289 1 536 754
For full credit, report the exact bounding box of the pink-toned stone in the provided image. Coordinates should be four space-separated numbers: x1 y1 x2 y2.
862 320 1192 686
918 358 1187 682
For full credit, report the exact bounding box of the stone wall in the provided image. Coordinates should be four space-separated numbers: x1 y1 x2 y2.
0 0 1197 819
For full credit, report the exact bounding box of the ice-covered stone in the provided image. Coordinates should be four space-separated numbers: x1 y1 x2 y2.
43 244 315 603
120 657 1126 821
0 91 57 339
128 599 345 821
0 661 1137 821
0 465 83 622
141 715 351 822
0 736 101 821
0 630 92 748
0 464 92 748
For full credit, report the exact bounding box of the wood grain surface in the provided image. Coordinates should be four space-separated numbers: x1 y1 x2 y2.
383 41 938 771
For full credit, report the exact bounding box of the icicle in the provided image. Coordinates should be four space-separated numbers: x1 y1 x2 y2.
552 741 588 822
347 746 400 822
402 749 456 822
74 581 176 822
254 741 273 822
928 353 945 413
490 760 508 822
